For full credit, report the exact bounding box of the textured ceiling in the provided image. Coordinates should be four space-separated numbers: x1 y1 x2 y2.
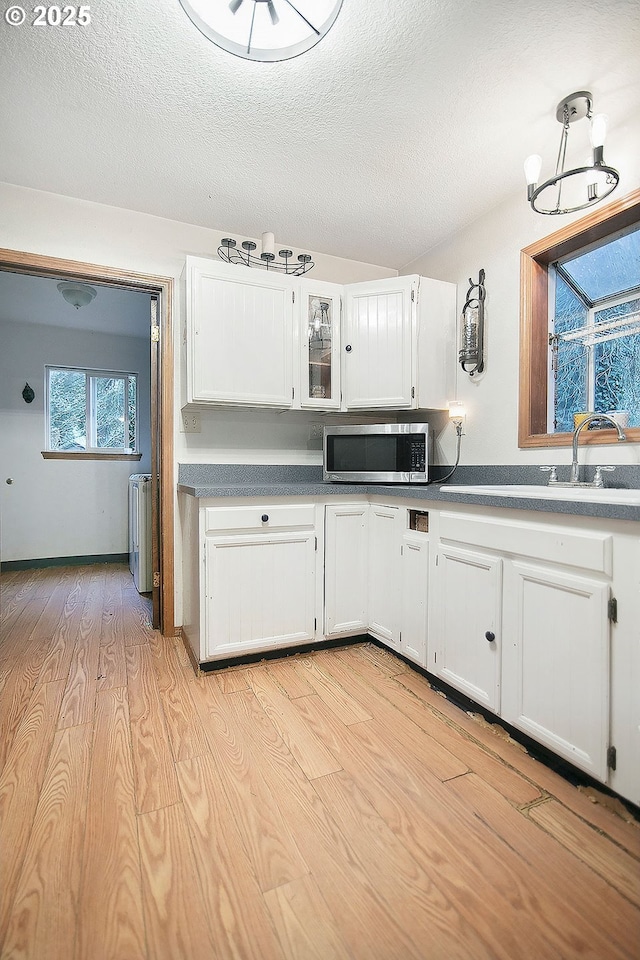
1 0 639 269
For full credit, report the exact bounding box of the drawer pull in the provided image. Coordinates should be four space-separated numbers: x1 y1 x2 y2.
261 514 269 523
485 631 495 643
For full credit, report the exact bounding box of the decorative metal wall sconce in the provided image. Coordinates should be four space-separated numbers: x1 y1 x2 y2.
22 382 35 403
459 269 485 377
218 232 314 275
524 91 619 215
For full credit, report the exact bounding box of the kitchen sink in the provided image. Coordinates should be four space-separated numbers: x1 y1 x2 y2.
443 484 640 505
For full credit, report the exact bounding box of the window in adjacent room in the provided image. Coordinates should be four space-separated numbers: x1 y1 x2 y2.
519 189 640 448
45 366 139 456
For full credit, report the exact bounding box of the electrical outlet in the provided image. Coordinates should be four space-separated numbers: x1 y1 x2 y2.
308 423 323 440
182 413 201 433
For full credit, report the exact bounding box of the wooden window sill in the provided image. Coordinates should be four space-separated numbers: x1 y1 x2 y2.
41 451 143 461
520 428 640 450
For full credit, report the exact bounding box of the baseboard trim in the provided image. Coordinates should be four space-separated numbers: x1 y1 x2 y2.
1 553 128 571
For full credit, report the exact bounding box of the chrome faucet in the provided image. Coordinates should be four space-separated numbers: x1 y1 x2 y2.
569 414 626 484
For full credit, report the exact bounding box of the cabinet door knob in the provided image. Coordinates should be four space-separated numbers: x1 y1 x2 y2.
261 514 269 523
485 631 495 642
345 344 352 353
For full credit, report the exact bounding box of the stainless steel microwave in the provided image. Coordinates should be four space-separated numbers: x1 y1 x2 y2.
323 423 430 483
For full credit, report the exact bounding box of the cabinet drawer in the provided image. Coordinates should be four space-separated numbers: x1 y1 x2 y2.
204 503 315 533
439 511 612 575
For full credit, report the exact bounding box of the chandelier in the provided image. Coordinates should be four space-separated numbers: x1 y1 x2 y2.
218 232 314 274
524 91 619 216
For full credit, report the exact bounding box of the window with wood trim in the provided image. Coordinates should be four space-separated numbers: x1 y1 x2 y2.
45 365 139 456
519 189 640 448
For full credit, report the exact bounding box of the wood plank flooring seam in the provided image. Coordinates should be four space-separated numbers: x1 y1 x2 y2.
525 805 640 882
517 793 554 813
133 798 185 816
440 771 472 784
388 671 548 790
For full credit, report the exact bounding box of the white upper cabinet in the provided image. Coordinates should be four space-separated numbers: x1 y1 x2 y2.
185 257 294 407
297 279 342 410
343 275 456 411
343 276 415 409
183 258 455 411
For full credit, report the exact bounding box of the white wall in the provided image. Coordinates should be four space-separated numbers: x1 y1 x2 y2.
0 318 151 562
402 121 640 469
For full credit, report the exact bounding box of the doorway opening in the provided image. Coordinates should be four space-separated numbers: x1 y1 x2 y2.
0 248 174 634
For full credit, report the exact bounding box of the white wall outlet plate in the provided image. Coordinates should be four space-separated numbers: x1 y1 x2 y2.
182 413 201 433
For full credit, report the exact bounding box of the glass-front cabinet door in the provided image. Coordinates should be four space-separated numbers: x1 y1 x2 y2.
298 280 342 409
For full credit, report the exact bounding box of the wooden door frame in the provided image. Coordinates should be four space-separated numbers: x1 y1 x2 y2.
0 247 176 636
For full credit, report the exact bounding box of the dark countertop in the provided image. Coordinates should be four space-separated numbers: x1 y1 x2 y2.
177 480 640 522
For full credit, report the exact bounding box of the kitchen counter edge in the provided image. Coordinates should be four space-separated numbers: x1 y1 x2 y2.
177 482 640 522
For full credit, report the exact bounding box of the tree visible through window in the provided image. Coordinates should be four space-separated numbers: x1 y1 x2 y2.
46 366 138 453
550 225 640 432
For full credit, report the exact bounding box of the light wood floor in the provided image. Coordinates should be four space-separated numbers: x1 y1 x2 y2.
1 564 639 960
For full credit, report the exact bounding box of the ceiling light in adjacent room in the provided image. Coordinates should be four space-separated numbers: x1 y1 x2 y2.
524 91 619 215
178 0 343 62
57 281 97 309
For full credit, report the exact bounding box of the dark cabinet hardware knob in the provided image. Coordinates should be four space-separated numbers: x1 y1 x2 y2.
485 631 495 642
345 344 352 353
261 514 269 522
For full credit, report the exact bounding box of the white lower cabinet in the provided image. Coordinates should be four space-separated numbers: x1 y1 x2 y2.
324 500 430 666
432 545 502 713
368 503 402 647
181 493 638 805
501 561 610 781
399 531 429 666
433 509 615 784
324 502 368 637
204 531 316 659
182 499 319 662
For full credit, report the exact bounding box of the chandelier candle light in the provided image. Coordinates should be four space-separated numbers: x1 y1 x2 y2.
218 232 314 274
524 91 619 215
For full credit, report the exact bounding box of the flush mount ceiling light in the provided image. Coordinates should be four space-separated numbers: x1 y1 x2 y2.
178 0 343 62
524 91 620 215
57 281 97 309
